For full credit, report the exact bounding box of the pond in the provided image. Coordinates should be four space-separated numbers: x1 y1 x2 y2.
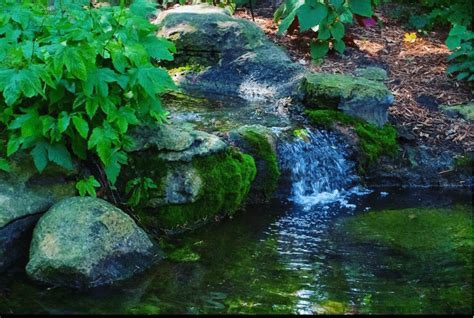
0 188 471 315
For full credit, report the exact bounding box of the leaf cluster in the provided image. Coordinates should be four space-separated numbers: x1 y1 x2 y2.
274 0 379 59
0 0 176 186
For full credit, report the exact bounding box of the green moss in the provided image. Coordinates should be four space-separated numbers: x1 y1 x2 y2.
302 73 391 107
148 149 256 230
168 63 207 76
240 129 281 200
306 109 399 168
343 206 473 269
454 154 473 175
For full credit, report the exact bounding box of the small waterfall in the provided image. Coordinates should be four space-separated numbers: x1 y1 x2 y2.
279 128 369 210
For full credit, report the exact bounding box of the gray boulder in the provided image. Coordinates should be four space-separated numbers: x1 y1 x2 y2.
26 197 159 288
156 5 305 101
0 157 76 272
302 73 394 127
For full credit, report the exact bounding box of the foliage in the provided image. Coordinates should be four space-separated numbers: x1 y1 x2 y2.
76 175 101 197
400 0 473 82
274 0 380 59
0 0 176 192
306 109 399 167
125 176 158 207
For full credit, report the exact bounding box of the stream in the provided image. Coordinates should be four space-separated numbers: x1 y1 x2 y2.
0 128 472 315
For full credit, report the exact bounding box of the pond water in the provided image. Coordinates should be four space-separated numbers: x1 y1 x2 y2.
0 188 472 315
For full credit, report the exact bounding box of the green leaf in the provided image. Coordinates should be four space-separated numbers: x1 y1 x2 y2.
333 39 346 53
63 46 89 81
48 142 74 170
76 176 101 197
446 35 461 50
310 40 330 59
297 3 328 32
0 158 10 172
83 68 119 97
349 0 373 17
129 66 175 98
104 149 127 185
330 22 345 40
31 141 49 173
72 115 89 139
57 111 70 133
85 97 99 119
143 36 175 61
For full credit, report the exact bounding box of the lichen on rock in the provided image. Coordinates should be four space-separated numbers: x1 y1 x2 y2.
26 197 159 288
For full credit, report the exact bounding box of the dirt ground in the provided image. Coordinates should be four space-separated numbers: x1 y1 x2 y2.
235 3 473 153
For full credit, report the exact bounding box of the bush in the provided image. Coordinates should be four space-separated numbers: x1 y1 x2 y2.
0 0 176 188
274 0 380 59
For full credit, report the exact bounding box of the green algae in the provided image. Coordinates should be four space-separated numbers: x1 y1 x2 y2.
306 109 399 168
342 206 473 258
240 128 280 201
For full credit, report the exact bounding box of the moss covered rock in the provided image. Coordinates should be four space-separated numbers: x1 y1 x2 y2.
122 126 257 232
354 66 388 81
440 102 474 122
0 155 77 272
229 125 281 203
26 197 159 288
155 5 266 57
302 73 393 127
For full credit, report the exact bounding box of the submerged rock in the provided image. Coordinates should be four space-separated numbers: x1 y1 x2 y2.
228 125 281 203
0 156 76 272
302 73 393 127
26 197 159 288
156 5 305 101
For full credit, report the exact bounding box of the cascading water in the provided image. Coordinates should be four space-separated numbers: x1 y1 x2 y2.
279 128 369 210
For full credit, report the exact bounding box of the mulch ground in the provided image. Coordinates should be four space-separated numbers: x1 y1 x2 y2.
235 3 473 152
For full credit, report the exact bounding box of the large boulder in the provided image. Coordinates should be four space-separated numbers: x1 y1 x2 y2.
228 125 281 203
26 197 159 288
302 73 394 127
121 125 257 232
0 156 76 272
156 5 305 101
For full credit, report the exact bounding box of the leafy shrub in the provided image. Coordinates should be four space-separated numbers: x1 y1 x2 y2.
401 0 473 82
0 0 176 187
274 0 380 59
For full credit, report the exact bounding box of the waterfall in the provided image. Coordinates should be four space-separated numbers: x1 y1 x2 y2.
279 128 369 210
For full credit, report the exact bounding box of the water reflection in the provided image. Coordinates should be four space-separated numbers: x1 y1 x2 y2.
0 189 472 314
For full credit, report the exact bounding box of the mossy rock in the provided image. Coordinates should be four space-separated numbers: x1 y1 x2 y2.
138 148 256 231
302 73 394 127
0 154 77 272
155 5 266 57
440 102 474 122
229 125 281 203
26 197 160 288
306 109 398 169
354 66 388 81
